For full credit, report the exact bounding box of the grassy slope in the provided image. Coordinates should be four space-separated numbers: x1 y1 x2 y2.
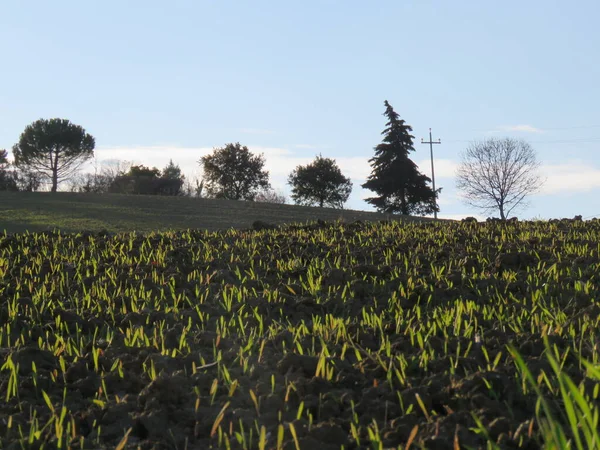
0 191 440 233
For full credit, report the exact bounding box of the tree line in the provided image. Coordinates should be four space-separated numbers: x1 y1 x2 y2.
0 102 542 218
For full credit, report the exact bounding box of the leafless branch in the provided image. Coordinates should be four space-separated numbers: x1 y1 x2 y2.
455 138 544 220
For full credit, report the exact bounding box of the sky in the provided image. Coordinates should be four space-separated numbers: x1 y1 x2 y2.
1 0 599 220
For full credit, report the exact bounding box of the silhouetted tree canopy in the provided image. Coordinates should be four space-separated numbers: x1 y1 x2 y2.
362 101 439 215
159 159 185 195
0 149 9 171
288 155 352 208
0 149 18 191
162 159 183 180
127 165 161 178
12 118 95 192
15 170 43 192
200 143 270 200
0 150 42 192
108 162 185 196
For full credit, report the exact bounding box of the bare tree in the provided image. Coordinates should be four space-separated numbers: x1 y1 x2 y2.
254 188 287 204
100 159 133 181
181 172 205 198
456 138 543 220
66 159 134 194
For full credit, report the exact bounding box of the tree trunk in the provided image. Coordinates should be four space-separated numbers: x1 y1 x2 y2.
499 204 506 220
51 171 58 193
51 150 59 193
400 188 407 215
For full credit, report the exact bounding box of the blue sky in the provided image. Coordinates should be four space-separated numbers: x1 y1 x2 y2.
1 1 599 219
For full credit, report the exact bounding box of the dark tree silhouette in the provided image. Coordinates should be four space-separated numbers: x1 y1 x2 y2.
14 169 42 192
288 155 352 208
107 164 183 196
254 188 286 204
362 101 439 215
456 137 543 220
161 159 183 180
200 143 270 200
158 159 185 195
12 118 95 192
0 149 18 191
0 149 8 171
127 165 161 178
109 165 160 195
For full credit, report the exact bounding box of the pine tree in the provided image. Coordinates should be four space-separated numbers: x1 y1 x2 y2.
12 118 95 192
162 159 184 181
362 101 439 215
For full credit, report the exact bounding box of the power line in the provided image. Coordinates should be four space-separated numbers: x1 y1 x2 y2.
446 124 600 144
421 129 441 219
444 137 600 145
529 138 600 144
466 124 600 133
534 125 600 131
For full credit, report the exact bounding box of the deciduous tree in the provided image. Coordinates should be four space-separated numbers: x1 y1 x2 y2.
0 149 9 171
0 149 18 191
254 188 287 204
109 165 160 195
456 137 543 220
14 169 42 192
288 155 352 208
108 162 186 196
200 143 270 200
68 159 131 194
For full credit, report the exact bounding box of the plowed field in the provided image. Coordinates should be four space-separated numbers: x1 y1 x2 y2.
1 218 599 449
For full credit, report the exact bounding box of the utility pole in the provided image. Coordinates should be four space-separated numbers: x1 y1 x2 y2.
421 128 441 219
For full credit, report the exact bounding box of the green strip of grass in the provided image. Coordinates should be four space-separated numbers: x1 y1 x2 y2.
0 191 440 234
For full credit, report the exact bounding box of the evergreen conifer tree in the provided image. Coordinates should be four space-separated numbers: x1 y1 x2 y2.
362 101 439 215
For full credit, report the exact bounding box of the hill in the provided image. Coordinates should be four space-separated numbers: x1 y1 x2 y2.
0 191 441 234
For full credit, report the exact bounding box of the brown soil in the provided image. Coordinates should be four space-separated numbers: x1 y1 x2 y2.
0 218 599 449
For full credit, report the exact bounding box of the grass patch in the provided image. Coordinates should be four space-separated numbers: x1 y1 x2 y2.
0 191 438 233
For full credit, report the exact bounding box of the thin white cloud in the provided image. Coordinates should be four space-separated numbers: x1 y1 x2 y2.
93 144 294 169
239 128 276 135
87 145 373 199
294 144 320 149
334 157 371 180
416 158 459 179
436 196 456 206
538 161 600 194
253 146 293 157
263 151 371 181
93 145 212 171
496 124 544 133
